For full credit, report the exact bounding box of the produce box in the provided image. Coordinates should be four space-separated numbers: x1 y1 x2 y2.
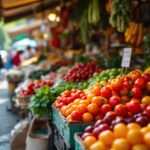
52 106 94 149
74 133 85 150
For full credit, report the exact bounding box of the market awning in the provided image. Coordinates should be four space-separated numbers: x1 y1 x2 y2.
0 0 60 23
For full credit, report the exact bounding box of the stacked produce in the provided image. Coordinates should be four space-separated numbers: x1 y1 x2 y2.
18 80 53 96
81 122 150 150
58 70 150 124
62 63 103 82
125 22 143 47
88 68 122 85
109 0 131 32
54 89 87 109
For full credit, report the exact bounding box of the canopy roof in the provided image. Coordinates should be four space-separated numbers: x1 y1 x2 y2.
0 0 60 23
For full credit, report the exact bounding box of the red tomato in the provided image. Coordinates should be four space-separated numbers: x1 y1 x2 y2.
110 79 123 91
131 87 142 98
95 114 104 121
71 110 82 121
101 104 112 115
119 88 129 96
123 80 133 90
101 86 112 99
126 100 141 114
115 104 128 117
141 73 150 82
146 105 150 117
121 96 130 103
109 96 121 108
129 70 141 82
134 78 146 89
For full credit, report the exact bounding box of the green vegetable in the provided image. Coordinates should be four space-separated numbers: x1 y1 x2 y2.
109 0 131 32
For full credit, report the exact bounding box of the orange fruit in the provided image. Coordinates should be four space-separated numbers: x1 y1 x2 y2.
87 94 95 102
76 104 87 115
64 108 72 117
127 123 141 130
73 99 80 105
89 141 106 150
93 85 101 96
83 136 97 148
80 100 90 106
91 96 102 107
112 138 130 150
82 112 94 123
98 130 114 146
113 123 128 138
144 132 150 147
142 96 150 106
127 129 143 145
87 103 99 115
132 144 149 150
141 127 150 135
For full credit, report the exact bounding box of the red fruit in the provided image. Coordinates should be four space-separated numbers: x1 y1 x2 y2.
101 86 112 99
123 80 133 90
146 105 150 117
84 125 94 133
130 70 141 82
101 104 112 115
134 77 146 89
103 111 116 125
71 111 82 121
126 100 141 114
109 96 121 107
95 114 103 121
131 87 142 98
81 133 94 140
111 79 123 91
142 73 150 82
115 104 128 117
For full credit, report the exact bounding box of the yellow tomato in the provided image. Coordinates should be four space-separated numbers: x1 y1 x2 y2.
142 96 150 106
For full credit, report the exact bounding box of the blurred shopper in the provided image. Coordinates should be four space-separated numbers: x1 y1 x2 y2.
0 54 4 79
23 46 35 59
12 50 23 67
5 50 13 70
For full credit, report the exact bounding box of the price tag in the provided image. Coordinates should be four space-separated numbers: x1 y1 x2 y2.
121 48 132 68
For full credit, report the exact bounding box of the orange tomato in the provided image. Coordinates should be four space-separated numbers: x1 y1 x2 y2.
89 141 106 150
76 104 87 115
132 144 149 150
142 96 150 106
82 112 94 122
127 123 141 130
87 103 99 115
141 127 150 135
93 85 101 96
114 123 128 138
80 100 90 106
119 88 129 96
121 96 130 103
144 132 150 147
110 79 123 91
64 108 72 117
127 129 143 145
87 94 95 102
91 96 102 107
83 136 97 148
98 130 114 146
112 138 130 150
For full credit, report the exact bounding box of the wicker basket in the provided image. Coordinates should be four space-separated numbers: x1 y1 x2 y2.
16 95 31 107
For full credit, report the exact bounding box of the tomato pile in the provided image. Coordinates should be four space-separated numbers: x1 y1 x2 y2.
19 80 53 96
54 89 87 109
62 63 103 82
82 123 150 150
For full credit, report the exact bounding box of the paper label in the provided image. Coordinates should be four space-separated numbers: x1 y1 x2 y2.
121 48 132 68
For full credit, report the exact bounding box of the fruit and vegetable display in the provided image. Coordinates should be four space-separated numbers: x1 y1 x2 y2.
109 0 131 32
88 68 122 85
81 122 150 150
29 86 54 118
125 22 143 47
57 70 150 124
62 63 103 82
18 80 53 96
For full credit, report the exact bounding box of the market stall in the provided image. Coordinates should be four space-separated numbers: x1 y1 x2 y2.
2 0 150 150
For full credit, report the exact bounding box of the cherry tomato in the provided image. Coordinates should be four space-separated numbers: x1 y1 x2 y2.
101 104 112 115
119 88 129 96
87 103 99 115
141 73 150 82
146 105 150 117
121 96 130 103
131 87 142 99
71 110 82 121
123 80 133 90
126 100 141 114
109 95 121 107
115 104 128 117
128 70 141 82
110 79 123 91
134 77 146 89
101 86 112 99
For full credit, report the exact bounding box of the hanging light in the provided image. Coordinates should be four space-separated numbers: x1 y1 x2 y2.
56 16 60 22
48 13 56 21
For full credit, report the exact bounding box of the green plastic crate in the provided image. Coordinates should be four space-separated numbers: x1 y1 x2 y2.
74 133 86 150
52 106 94 149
